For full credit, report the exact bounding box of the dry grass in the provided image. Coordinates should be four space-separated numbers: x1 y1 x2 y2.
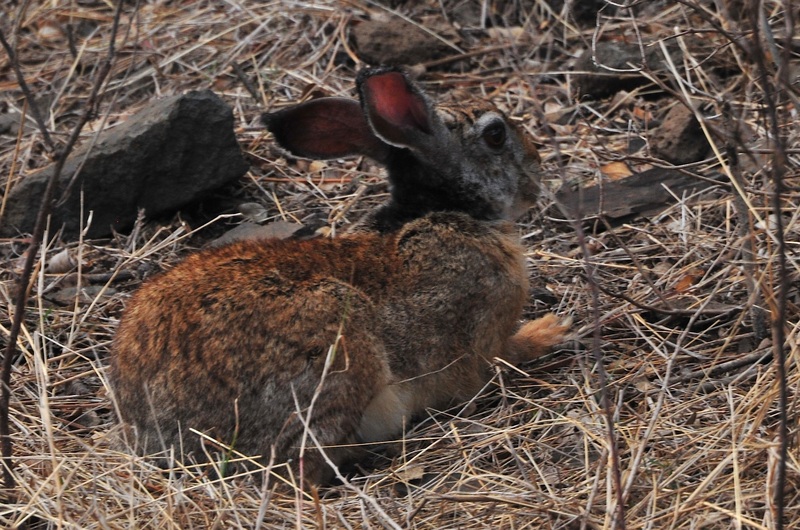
1 1 798 528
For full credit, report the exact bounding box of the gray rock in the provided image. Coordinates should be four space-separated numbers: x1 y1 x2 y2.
573 42 668 99
1 90 249 239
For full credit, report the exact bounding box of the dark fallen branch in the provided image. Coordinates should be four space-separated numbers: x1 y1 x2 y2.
555 167 727 226
594 281 742 318
671 349 772 386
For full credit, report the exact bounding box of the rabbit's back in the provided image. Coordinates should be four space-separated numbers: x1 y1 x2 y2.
111 234 397 478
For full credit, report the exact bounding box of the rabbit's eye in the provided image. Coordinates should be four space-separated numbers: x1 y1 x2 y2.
482 122 506 149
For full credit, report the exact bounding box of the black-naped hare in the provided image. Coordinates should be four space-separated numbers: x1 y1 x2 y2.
109 67 568 483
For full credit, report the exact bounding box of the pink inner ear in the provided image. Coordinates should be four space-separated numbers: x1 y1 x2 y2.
364 72 431 134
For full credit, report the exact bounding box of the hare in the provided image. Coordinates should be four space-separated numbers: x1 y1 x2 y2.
109 67 568 484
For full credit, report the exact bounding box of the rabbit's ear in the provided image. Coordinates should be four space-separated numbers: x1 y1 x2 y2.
358 70 435 150
262 98 391 162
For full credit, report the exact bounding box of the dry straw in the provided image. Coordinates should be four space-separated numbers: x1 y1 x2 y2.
0 1 797 528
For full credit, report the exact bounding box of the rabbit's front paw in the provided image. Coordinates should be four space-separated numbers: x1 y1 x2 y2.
507 313 571 364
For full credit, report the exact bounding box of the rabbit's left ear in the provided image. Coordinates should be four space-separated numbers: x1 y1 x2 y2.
262 97 391 162
358 69 436 150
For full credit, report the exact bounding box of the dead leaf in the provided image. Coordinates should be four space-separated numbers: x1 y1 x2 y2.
395 464 426 483
632 106 652 121
308 160 327 173
238 202 269 223
47 249 77 274
49 286 116 306
210 221 303 247
600 161 633 180
392 464 433 496
634 377 655 393
37 22 64 43
674 269 703 293
486 27 530 43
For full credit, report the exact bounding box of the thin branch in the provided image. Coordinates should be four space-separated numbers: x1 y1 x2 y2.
0 0 126 497
745 1 791 528
0 30 55 152
529 83 627 530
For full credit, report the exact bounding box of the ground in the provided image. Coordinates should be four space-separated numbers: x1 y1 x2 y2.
0 1 798 529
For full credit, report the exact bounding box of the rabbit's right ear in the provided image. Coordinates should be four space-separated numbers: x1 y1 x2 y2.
262 98 391 162
357 69 436 152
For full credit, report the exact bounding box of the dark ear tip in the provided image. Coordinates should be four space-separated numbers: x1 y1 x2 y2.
262 110 291 148
261 111 277 130
262 110 291 137
356 65 406 90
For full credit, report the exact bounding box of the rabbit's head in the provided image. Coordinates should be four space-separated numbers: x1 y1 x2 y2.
263 67 542 231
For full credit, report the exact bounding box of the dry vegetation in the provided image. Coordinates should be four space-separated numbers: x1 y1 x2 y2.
1 1 799 528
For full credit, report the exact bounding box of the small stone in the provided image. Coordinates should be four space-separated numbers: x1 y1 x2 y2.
352 18 452 65
650 104 710 165
573 41 669 99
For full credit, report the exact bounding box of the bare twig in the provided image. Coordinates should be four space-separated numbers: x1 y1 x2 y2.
0 0 126 497
723 103 769 342
531 89 627 530
0 31 55 153
232 62 261 102
744 2 792 527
